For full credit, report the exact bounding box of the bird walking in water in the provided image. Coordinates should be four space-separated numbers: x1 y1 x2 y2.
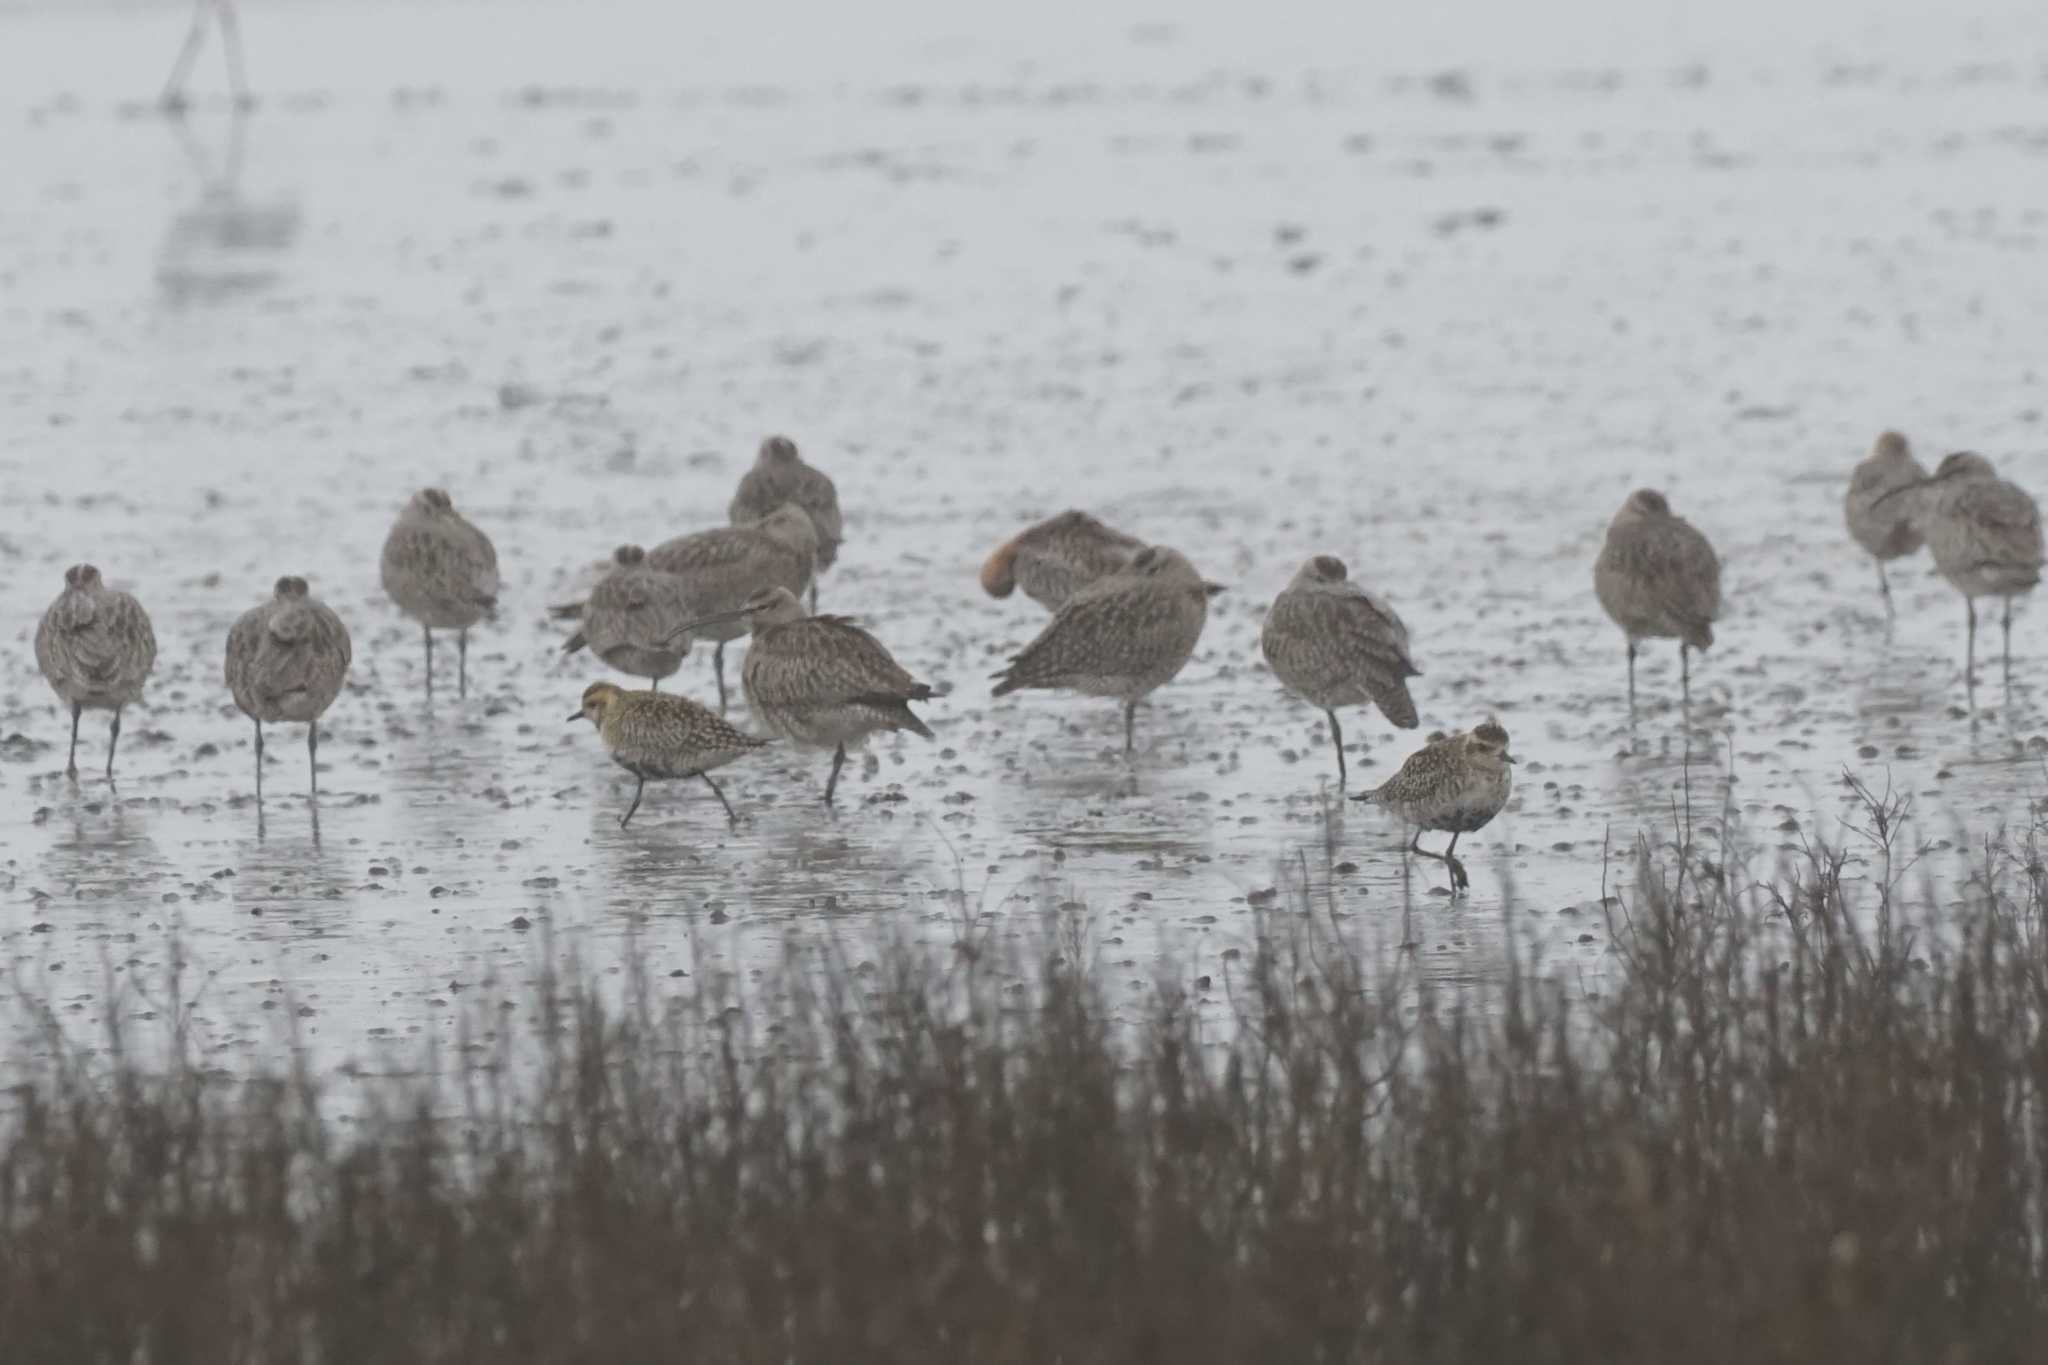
1261 555 1421 788
161 0 250 113
1844 430 1927 620
1877 451 2042 694
568 681 773 827
1593 489 1722 718
729 436 841 610
380 488 499 699
35 564 158 782
981 510 1146 610
1351 720 1516 894
670 587 934 803
648 504 818 709
560 545 695 689
224 576 351 798
990 545 1214 754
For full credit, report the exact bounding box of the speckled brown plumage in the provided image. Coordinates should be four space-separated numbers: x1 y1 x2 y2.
649 503 819 708
673 586 932 803
728 436 842 606
1844 431 1927 618
1351 720 1516 893
1881 451 2042 690
569 680 773 827
34 563 157 781
989 545 1211 754
1593 488 1722 715
980 510 1147 610
561 545 694 688
380 487 499 698
1261 554 1420 788
224 575 352 796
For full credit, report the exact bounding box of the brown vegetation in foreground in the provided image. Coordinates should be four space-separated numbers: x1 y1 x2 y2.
2 790 2046 1363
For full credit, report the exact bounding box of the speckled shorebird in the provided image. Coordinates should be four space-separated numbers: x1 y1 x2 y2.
35 564 158 781
1593 489 1722 715
729 436 841 610
670 586 934 803
1877 451 2042 689
1350 719 1516 894
1844 430 1927 618
990 545 1213 754
1261 555 1421 788
648 503 819 709
224 576 351 795
560 545 694 689
568 681 773 827
380 487 499 698
981 510 1146 610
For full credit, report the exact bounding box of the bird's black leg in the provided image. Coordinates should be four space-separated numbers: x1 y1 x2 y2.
161 0 210 112
1443 831 1468 893
217 0 252 109
458 627 469 699
823 743 848 804
649 674 660 693
700 772 739 826
2003 596 2013 688
307 721 319 796
1965 598 1978 704
106 707 122 783
713 641 728 712
621 773 646 828
1877 560 1894 622
65 701 81 778
423 625 434 698
1326 708 1347 790
809 582 819 613
1123 700 1137 756
1626 641 1637 722
1681 644 1692 717
253 718 264 802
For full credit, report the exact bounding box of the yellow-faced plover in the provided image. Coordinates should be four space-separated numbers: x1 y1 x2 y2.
568 681 772 827
1351 720 1516 894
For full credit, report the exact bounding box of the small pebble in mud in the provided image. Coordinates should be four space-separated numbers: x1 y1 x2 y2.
1858 745 1879 759
1335 861 1358 873
709 907 729 924
510 915 531 930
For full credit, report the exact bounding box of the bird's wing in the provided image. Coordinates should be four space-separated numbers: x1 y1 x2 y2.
748 617 922 707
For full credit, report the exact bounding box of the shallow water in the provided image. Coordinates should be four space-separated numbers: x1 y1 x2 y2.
2 0 2046 1076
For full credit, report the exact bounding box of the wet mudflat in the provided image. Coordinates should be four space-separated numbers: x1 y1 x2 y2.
1 0 2045 1076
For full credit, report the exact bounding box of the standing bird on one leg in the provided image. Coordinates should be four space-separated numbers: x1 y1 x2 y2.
1877 451 2042 696
647 504 818 709
35 564 157 782
380 488 499 700
669 587 934 804
728 436 841 611
1593 489 1722 719
1844 430 1927 621
161 0 251 114
990 545 1215 755
567 681 773 828
1261 554 1421 789
1351 719 1516 894
224 576 351 798
560 545 694 690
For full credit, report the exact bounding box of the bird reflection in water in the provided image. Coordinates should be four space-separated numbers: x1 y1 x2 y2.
155 109 300 307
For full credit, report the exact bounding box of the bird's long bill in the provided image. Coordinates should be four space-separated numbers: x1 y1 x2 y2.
663 607 754 642
566 710 587 723
1203 582 1228 597
1504 753 1519 765
1871 476 1937 509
